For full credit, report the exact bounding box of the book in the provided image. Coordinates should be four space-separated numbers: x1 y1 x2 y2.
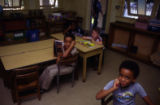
54 40 64 57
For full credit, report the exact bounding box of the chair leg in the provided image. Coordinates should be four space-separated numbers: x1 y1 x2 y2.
57 65 60 93
57 74 60 93
72 70 74 87
37 86 41 100
16 92 21 105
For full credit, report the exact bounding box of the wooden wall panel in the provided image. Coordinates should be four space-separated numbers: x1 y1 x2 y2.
113 29 130 45
134 34 154 56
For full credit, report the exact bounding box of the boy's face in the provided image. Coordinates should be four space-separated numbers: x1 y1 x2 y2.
92 30 98 39
64 37 73 49
118 68 136 88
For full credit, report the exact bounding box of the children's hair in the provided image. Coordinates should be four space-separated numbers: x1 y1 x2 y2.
92 27 100 34
119 60 140 78
64 33 75 41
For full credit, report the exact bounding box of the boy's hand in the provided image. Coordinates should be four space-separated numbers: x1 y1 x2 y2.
71 41 76 47
113 78 120 90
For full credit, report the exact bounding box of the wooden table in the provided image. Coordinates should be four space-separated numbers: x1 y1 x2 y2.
0 39 53 57
51 33 104 82
0 39 56 70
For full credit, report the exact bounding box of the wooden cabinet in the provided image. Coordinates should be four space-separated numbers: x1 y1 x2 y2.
108 22 160 67
0 16 47 46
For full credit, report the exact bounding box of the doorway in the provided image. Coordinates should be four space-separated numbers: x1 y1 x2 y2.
90 0 108 31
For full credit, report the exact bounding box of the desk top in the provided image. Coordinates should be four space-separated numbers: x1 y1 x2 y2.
0 39 53 57
1 48 56 70
51 33 104 53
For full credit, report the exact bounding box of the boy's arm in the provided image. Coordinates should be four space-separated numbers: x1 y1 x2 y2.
96 87 116 100
63 41 75 58
96 79 120 100
143 96 155 105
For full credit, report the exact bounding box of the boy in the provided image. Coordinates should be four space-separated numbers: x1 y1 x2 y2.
40 33 78 90
96 60 154 105
82 28 102 45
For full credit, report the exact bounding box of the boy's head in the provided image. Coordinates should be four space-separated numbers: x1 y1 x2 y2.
92 28 100 39
118 60 140 88
64 33 75 49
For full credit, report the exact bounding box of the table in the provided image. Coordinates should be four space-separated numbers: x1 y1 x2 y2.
1 48 56 70
51 33 104 82
0 39 53 57
0 39 56 70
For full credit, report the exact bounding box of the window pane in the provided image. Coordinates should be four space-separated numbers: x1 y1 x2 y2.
13 0 20 7
40 0 58 7
40 0 50 6
40 0 43 6
123 1 138 19
130 1 137 14
138 0 146 15
146 2 154 16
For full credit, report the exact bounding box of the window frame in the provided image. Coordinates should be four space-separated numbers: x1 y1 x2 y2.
2 0 24 10
39 0 58 9
122 0 160 19
127 0 149 17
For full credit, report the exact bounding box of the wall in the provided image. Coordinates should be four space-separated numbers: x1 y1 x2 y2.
61 0 91 30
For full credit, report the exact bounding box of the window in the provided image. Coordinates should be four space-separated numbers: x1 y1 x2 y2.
0 0 24 10
123 0 154 19
39 0 58 9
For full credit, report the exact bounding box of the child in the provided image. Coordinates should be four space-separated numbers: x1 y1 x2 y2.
82 28 102 45
40 33 78 90
26 22 39 42
64 22 84 37
96 60 154 105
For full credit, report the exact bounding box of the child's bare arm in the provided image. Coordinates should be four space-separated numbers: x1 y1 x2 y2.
95 41 103 45
96 79 119 100
63 41 75 58
143 96 155 105
96 87 116 100
82 36 92 40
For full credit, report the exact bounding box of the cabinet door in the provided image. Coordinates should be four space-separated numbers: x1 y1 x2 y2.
134 34 154 56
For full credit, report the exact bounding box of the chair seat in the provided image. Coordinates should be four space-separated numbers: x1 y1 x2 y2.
17 81 38 91
59 66 74 76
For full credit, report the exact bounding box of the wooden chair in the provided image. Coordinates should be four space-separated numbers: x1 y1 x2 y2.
101 95 113 105
57 54 78 93
13 65 41 105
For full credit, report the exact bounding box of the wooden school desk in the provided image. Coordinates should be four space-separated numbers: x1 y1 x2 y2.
51 33 104 82
0 39 53 57
1 48 56 70
0 39 56 70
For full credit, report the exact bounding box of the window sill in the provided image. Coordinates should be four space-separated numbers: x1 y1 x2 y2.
116 16 136 24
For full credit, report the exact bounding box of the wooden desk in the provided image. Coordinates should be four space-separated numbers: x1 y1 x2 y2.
51 33 104 82
1 48 56 70
1 39 56 70
0 39 53 57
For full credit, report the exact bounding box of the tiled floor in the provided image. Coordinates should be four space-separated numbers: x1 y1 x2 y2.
0 50 160 105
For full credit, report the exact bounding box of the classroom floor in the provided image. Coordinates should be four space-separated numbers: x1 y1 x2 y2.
0 49 160 105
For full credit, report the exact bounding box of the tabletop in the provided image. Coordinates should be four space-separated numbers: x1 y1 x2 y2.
51 33 104 53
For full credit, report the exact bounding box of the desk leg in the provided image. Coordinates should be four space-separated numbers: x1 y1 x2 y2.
98 50 103 75
82 56 87 82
